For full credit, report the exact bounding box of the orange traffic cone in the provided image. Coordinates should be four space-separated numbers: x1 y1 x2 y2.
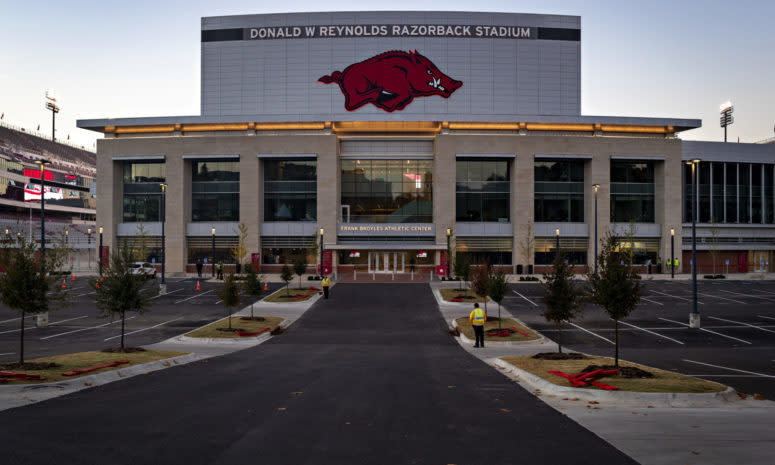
61 279 66 289
95 282 100 289
71 274 76 281
195 280 201 291
264 283 268 291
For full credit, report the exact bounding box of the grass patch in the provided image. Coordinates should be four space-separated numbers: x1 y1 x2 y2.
185 316 284 338
456 316 540 341
0 350 187 385
502 355 726 393
264 287 319 303
440 288 484 302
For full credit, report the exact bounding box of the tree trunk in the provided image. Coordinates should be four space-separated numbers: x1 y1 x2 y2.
614 319 619 368
498 303 501 330
228 308 232 330
19 310 25 365
557 320 562 354
250 302 254 319
120 311 126 351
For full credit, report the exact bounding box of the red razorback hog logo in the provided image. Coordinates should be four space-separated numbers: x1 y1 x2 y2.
318 50 462 112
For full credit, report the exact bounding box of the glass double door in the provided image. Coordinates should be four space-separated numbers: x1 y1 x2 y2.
368 251 405 273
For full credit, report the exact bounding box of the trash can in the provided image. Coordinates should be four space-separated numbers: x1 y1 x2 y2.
527 264 534 275
516 264 523 275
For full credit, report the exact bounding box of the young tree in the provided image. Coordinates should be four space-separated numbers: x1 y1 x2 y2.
709 218 720 274
293 255 307 289
242 263 264 319
542 249 585 353
0 231 71 365
280 263 293 296
133 224 150 262
586 233 642 368
92 245 159 351
217 273 241 330
453 253 471 290
471 260 492 313
308 231 319 277
487 269 509 330
518 220 535 274
232 222 249 274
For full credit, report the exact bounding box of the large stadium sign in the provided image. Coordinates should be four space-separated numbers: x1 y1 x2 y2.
247 24 534 40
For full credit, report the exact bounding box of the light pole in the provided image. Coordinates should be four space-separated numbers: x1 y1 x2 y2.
160 183 166 286
211 228 216 278
65 229 68 244
670 228 675 279
99 226 103 278
593 184 600 274
34 159 51 272
688 159 701 328
719 101 734 143
87 228 92 271
45 90 59 142
446 228 452 279
319 228 325 277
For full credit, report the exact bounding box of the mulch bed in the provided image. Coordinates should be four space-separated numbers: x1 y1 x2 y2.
240 317 266 321
0 362 60 370
101 347 147 354
216 328 241 332
581 364 654 379
532 352 589 360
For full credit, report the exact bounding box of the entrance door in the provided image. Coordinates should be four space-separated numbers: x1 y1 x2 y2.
738 252 748 273
753 251 768 272
367 252 405 273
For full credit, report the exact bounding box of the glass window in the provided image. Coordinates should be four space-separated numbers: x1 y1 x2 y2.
264 160 317 222
456 159 510 222
191 160 239 222
534 160 584 222
740 163 750 223
725 163 737 223
611 161 655 223
699 162 711 223
122 162 165 222
342 159 432 223
711 163 724 223
765 165 774 224
752 164 762 223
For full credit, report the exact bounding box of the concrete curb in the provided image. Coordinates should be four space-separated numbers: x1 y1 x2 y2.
429 286 494 307
0 353 205 412
492 358 742 408
257 286 326 305
452 318 551 346
175 318 291 345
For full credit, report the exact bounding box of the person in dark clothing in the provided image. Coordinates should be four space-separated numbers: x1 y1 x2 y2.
196 258 203 278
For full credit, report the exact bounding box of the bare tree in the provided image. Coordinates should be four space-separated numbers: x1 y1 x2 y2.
708 218 720 274
232 222 249 274
518 220 535 274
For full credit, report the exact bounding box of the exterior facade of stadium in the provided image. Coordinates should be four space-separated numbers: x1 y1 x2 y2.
78 11 775 276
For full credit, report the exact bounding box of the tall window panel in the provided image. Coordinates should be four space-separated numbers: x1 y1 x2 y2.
341 159 432 223
698 162 711 223
610 161 655 223
752 164 763 223
765 165 774 223
711 163 724 223
191 160 239 222
534 160 584 222
122 162 165 222
263 160 317 221
740 163 751 223
456 159 510 222
683 163 693 223
725 163 737 223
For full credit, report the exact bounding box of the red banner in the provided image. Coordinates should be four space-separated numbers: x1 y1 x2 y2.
100 246 109 267
437 251 448 276
321 250 333 275
251 253 261 272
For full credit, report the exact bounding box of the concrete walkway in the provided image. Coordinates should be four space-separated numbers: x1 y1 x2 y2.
431 281 775 465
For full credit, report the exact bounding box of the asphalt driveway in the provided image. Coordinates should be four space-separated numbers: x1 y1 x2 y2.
0 283 635 464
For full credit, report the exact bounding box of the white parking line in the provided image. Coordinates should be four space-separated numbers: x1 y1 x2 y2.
708 316 775 334
641 297 664 306
566 321 614 345
151 288 183 299
615 319 684 345
698 292 745 304
719 289 775 303
0 352 14 356
758 315 775 322
40 317 136 340
659 317 752 345
512 290 538 307
75 291 97 298
0 315 89 336
174 289 214 304
103 317 183 341
649 289 704 304
682 359 775 378
0 317 21 325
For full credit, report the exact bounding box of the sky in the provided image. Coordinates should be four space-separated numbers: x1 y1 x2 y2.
1 0 773 150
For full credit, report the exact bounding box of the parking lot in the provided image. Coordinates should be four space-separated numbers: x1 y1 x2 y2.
0 277 284 363
504 279 775 398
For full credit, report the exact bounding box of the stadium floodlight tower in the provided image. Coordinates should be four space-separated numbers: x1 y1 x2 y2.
719 101 733 142
44 90 60 142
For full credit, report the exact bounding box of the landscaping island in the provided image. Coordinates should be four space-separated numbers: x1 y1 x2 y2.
185 316 285 338
455 316 540 342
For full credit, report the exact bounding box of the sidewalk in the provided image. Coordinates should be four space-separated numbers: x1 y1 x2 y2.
430 281 775 465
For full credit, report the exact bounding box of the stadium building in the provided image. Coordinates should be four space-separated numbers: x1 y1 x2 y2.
0 121 96 270
77 11 775 276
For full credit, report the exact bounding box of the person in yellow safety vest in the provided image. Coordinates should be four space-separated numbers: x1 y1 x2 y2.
321 275 331 299
469 303 486 348
674 258 679 271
